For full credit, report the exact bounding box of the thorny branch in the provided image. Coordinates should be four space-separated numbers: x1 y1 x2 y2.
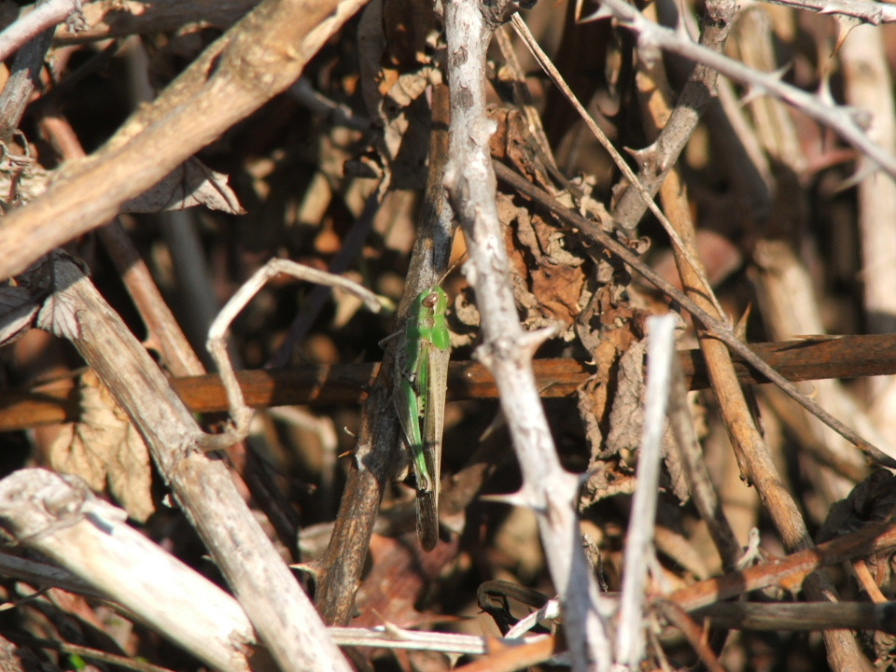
590 0 896 180
610 0 734 231
621 12 868 664
1 0 896 668
443 0 612 669
760 0 896 25
494 162 896 468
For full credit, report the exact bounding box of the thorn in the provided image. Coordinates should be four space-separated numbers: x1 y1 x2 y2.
831 14 863 56
625 143 658 168
481 487 543 511
518 324 559 359
578 3 614 23
478 408 508 442
817 72 835 107
741 65 791 107
747 69 789 105
288 561 321 580
768 63 792 82
740 88 764 107
834 161 880 192
369 610 416 640
734 303 752 341
739 85 768 107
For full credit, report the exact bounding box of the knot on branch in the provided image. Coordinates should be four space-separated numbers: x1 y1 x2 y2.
0 469 91 539
480 0 532 30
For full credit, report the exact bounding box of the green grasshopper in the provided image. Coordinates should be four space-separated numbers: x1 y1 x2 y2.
393 285 451 551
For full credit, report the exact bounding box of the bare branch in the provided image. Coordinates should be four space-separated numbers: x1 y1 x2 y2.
0 0 81 63
760 0 896 25
442 1 613 668
31 254 352 672
0 0 371 281
615 315 676 668
594 0 896 180
0 469 255 672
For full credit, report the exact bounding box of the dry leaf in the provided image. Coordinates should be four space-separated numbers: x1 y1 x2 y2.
122 157 245 214
606 337 648 466
48 370 155 522
0 284 38 346
358 0 441 191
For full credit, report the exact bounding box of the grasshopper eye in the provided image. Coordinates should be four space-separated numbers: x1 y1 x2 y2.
422 292 439 309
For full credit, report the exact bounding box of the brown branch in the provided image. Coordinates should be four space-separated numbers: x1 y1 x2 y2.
628 16 865 668
453 634 560 672
494 160 896 468
55 0 260 43
653 601 728 672
6 332 896 430
691 601 896 633
36 114 206 379
668 519 896 612
612 0 735 232
0 0 371 282
315 80 454 622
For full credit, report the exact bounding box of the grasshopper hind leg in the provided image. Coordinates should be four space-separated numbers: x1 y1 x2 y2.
415 489 439 551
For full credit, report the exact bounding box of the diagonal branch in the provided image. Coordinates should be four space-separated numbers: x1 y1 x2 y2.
611 0 735 231
31 254 351 672
594 0 896 180
494 161 896 468
0 0 371 281
760 0 896 25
